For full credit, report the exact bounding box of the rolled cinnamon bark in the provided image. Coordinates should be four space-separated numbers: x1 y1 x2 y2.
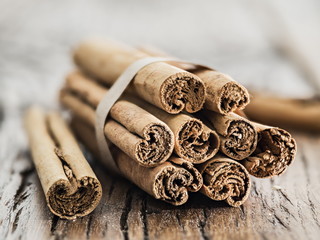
244 94 320 132
24 106 102 219
134 100 220 164
73 39 206 114
60 90 174 167
139 46 250 115
242 123 297 178
197 70 249 114
71 118 203 206
203 111 258 160
65 71 219 164
170 157 203 192
197 155 251 207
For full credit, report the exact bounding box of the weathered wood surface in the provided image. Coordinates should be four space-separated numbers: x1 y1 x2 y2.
0 0 320 239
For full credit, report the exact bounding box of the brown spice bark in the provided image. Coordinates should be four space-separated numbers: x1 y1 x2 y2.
242 122 297 178
133 98 220 164
203 111 258 160
60 90 174 168
71 118 203 206
197 155 251 207
196 70 250 114
244 94 320 132
65 71 219 164
24 106 102 219
139 46 250 114
73 39 206 114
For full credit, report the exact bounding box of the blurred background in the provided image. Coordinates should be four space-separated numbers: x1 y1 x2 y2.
1 0 319 111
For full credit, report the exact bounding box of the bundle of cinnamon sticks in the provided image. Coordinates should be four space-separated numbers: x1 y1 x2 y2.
25 38 297 219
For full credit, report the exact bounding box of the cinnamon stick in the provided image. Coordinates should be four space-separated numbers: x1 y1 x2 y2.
242 123 297 178
139 46 250 115
60 90 174 167
203 111 258 160
71 118 203 206
169 157 203 192
24 106 102 219
244 94 320 132
73 39 206 114
197 155 251 207
65 71 220 164
133 99 220 164
196 70 250 115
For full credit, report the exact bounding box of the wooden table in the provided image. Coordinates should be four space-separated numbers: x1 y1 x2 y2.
1 0 320 239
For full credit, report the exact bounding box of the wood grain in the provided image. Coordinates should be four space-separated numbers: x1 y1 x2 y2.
0 0 320 239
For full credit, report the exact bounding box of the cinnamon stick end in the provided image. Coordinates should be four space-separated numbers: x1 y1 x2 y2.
47 176 102 220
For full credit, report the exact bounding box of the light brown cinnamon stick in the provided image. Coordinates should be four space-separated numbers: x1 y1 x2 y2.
71 118 203 205
133 99 220 164
65 71 220 164
203 111 258 160
169 157 203 192
60 90 174 167
139 46 250 115
73 39 206 114
197 155 251 207
244 94 320 132
24 106 102 219
242 122 297 178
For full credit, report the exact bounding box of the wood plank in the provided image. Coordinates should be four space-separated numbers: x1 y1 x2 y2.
1 98 320 240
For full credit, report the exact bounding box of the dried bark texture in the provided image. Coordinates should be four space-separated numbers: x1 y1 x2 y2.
242 123 297 178
65 71 219 164
244 94 320 132
204 111 258 160
170 157 203 192
139 46 250 114
197 155 251 207
115 151 194 206
195 70 250 114
135 100 220 164
24 107 102 219
71 118 203 206
60 90 174 167
73 39 206 114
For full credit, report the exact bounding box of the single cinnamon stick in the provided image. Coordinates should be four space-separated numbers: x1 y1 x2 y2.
73 39 206 114
169 157 203 192
60 90 174 167
65 71 220 164
242 122 297 178
196 70 250 114
71 118 203 206
139 46 250 115
197 155 251 207
244 94 320 132
203 111 258 160
24 106 102 219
